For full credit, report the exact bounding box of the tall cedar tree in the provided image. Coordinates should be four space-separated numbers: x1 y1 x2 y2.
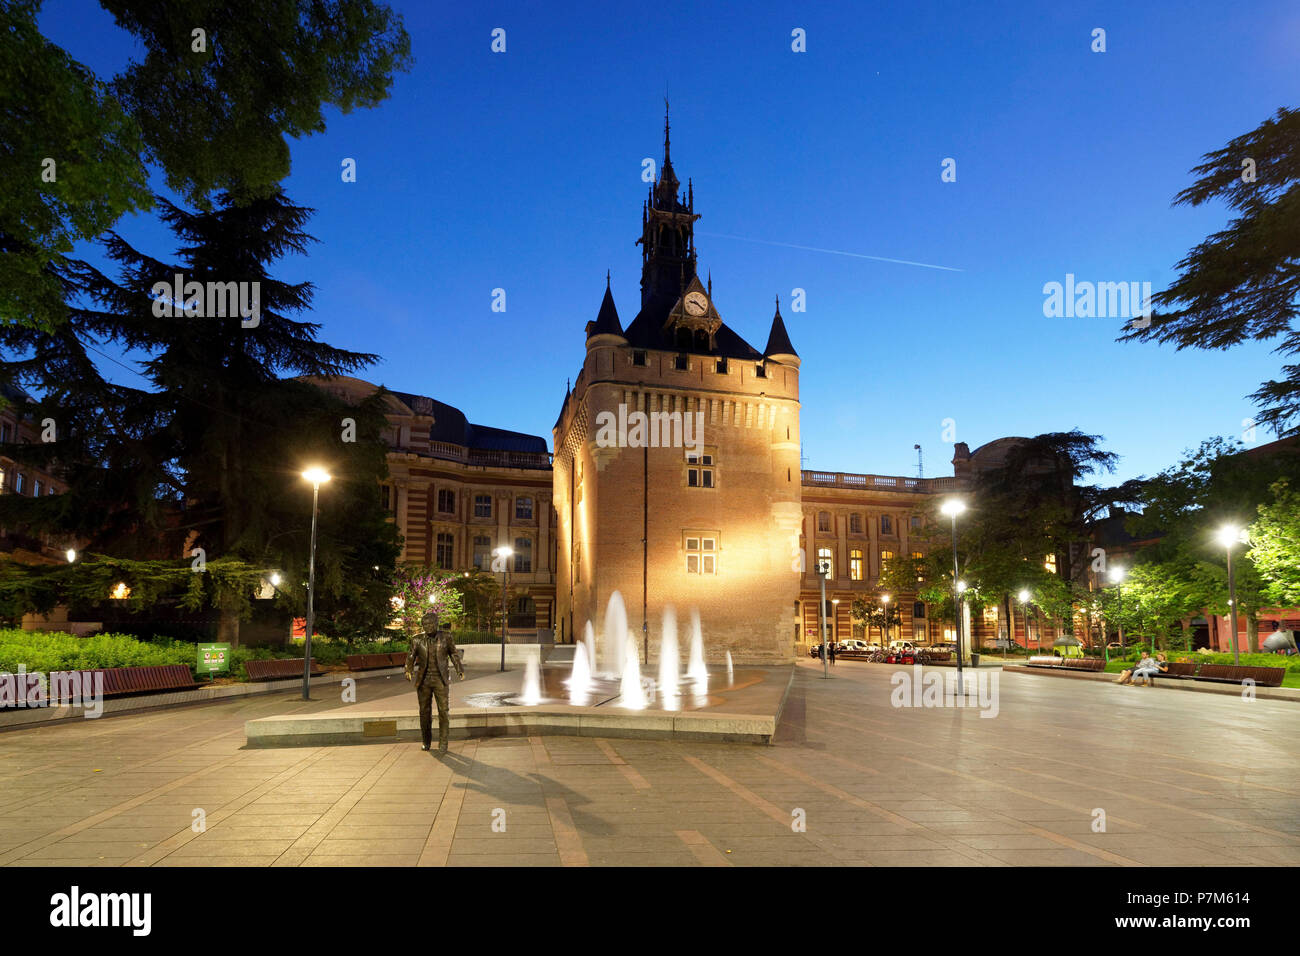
1120 107 1300 435
0 191 400 643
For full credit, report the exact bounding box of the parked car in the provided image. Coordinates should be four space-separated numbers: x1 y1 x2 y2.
888 640 918 652
840 639 870 653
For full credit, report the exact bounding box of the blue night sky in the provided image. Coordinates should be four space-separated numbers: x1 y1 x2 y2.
39 0 1300 486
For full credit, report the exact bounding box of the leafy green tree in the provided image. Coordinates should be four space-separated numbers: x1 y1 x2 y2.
1 0 411 330
1120 107 1300 435
1249 478 1300 606
0 0 152 332
849 591 900 642
1129 438 1300 652
915 431 1137 641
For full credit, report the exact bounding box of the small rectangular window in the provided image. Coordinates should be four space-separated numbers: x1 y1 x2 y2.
633 350 647 366
474 494 492 518
674 354 688 370
715 358 728 373
755 364 767 378
685 533 719 575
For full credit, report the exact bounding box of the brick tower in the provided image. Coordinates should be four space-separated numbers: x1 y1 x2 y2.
552 106 801 665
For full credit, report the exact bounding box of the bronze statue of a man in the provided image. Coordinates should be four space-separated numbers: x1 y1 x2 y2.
406 610 465 752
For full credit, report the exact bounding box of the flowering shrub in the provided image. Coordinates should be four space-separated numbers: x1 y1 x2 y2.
391 565 464 639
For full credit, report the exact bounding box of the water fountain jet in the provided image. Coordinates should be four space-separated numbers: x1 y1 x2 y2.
658 606 680 710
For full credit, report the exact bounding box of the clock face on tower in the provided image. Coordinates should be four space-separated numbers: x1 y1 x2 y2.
683 291 709 316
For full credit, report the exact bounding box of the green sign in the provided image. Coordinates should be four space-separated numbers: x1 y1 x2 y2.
197 643 231 675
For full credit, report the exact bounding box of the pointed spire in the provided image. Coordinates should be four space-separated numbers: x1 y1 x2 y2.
587 274 623 338
656 98 679 204
663 96 671 165
764 296 798 358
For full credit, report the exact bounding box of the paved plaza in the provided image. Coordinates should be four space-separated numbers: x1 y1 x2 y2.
0 659 1297 867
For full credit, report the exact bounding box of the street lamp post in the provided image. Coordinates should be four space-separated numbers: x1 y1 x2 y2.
1216 526 1245 665
301 467 331 701
881 594 891 646
493 546 513 672
941 498 967 689
1016 589 1030 661
1107 566 1126 661
818 558 831 678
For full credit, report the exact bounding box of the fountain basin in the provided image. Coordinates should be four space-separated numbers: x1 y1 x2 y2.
244 664 793 748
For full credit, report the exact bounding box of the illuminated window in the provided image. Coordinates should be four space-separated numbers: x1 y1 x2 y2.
109 582 131 600
881 549 895 565
816 547 834 579
850 549 863 581
472 535 491 569
685 534 718 574
33 480 42 498
1044 554 1057 573
13 472 24 495
849 513 862 534
817 511 831 533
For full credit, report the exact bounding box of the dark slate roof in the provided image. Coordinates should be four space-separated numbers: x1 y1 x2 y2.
391 391 548 454
587 280 623 337
764 306 797 357
622 292 763 361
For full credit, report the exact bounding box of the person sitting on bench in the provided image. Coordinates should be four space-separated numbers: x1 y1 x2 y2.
1131 652 1168 687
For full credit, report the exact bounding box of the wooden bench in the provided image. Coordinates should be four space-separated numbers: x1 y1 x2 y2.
1193 663 1285 687
345 653 401 671
1025 656 1063 667
44 664 199 702
244 658 324 682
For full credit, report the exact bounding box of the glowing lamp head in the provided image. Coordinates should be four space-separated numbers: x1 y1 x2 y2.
956 580 968 594
1215 525 1245 549
1018 589 1030 603
1108 566 1126 583
269 572 282 586
881 594 891 604
65 549 76 563
493 545 513 558
940 498 967 518
302 467 332 485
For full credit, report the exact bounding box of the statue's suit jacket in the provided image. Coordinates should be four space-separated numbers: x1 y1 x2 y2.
407 629 464 687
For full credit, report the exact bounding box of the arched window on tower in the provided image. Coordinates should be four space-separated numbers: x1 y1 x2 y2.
675 326 691 351
694 329 709 352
